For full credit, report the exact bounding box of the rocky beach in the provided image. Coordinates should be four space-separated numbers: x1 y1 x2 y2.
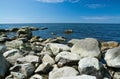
0 26 120 79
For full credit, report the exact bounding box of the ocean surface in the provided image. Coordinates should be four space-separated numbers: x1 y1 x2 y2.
0 23 120 42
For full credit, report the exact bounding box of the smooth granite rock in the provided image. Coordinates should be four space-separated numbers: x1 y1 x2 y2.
49 66 79 79
42 43 70 55
5 40 23 49
42 54 55 65
55 51 81 66
105 46 120 68
3 49 23 65
78 57 103 78
71 38 101 58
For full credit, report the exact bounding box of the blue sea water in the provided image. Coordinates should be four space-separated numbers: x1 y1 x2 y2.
0 23 120 42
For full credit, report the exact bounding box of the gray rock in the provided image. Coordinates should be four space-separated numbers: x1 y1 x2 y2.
0 53 10 78
101 41 119 51
42 54 55 65
5 40 23 49
42 43 70 56
35 63 53 74
3 49 23 65
30 74 43 79
17 27 32 40
55 51 81 66
68 39 81 45
16 55 40 64
11 72 26 79
0 36 8 42
78 57 103 78
113 72 120 79
105 46 120 68
49 66 79 79
71 38 101 58
57 75 96 79
0 45 6 54
10 63 35 78
9 27 19 32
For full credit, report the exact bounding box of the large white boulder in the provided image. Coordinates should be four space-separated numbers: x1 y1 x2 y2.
5 40 23 49
105 46 120 68
3 49 23 65
55 51 81 66
49 66 78 79
71 38 101 58
78 57 103 78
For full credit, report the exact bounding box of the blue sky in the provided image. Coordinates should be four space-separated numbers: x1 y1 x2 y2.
0 0 120 23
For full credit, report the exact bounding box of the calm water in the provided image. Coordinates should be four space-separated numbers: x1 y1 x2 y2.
0 23 120 42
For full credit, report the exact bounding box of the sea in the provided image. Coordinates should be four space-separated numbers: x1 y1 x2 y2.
0 23 120 42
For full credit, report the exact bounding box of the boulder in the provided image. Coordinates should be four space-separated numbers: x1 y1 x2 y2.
35 63 53 74
49 66 78 79
55 51 81 66
16 55 40 64
113 72 120 79
101 41 119 51
42 54 55 65
30 36 40 43
5 40 23 49
0 53 10 78
57 75 96 79
105 46 120 68
39 27 48 30
71 38 101 58
29 26 39 31
17 27 32 40
0 29 7 32
42 43 70 56
0 36 8 42
3 49 23 65
30 74 43 79
78 57 103 78
9 28 19 32
11 72 26 79
64 29 73 34
10 63 35 78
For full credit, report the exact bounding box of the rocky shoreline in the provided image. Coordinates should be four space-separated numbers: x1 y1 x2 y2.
0 26 120 79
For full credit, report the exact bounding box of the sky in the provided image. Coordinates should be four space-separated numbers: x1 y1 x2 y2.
0 0 120 23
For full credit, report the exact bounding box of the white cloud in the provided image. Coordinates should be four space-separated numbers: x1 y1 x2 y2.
81 16 120 20
86 4 105 9
36 0 79 3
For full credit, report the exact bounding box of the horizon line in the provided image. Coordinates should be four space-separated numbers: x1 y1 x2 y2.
0 22 120 24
